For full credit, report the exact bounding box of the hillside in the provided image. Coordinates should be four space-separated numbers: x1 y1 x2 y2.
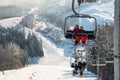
0 0 114 80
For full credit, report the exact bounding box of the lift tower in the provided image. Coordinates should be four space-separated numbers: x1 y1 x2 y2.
114 0 120 80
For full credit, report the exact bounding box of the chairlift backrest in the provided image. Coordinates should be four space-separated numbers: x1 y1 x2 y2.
64 14 97 40
65 30 96 40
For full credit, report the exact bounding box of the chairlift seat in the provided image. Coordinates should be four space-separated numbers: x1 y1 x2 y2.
65 30 96 40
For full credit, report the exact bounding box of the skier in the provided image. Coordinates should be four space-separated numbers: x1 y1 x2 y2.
73 24 80 35
72 25 87 45
72 24 81 45
79 26 87 44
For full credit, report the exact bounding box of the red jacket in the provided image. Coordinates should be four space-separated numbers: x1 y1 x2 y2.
73 28 87 43
72 27 80 35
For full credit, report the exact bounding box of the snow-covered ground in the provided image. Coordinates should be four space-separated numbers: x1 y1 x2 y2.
0 65 97 80
0 17 98 80
0 0 114 80
0 29 98 80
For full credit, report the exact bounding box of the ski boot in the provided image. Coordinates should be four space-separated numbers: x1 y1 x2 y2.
73 70 78 75
80 70 84 77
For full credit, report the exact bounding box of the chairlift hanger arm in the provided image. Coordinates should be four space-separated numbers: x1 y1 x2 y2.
72 0 97 15
72 0 79 15
72 0 84 15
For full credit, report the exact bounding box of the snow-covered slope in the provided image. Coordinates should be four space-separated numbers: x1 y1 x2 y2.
80 0 114 24
0 17 22 28
0 17 98 80
0 65 97 80
0 0 114 80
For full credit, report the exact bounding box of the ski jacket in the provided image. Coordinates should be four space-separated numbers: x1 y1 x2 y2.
72 27 80 35
73 28 87 44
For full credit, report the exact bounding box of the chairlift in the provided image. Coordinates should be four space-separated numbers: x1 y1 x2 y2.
64 0 97 40
64 0 98 76
64 14 97 40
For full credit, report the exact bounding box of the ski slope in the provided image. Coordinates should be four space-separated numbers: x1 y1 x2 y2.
0 30 98 80
0 18 97 80
0 65 97 80
0 0 114 79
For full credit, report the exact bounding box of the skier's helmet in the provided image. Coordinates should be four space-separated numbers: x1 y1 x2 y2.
75 24 79 28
